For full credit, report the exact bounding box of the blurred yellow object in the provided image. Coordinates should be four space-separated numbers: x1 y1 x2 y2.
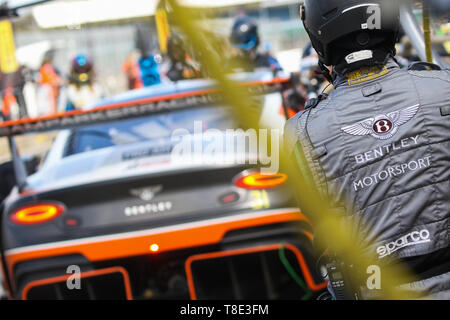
444 41 450 54
422 4 433 63
442 23 450 35
156 8 171 54
0 20 19 74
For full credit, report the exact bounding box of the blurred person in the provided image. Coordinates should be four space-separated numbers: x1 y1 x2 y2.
285 0 450 300
280 43 333 119
228 16 282 74
165 33 200 82
14 66 29 118
139 52 162 87
396 35 421 68
66 54 103 111
122 50 144 90
21 65 39 118
37 53 62 115
1 87 17 120
299 42 329 99
0 65 29 120
262 42 273 57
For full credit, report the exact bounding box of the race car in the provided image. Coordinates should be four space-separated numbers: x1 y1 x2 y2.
0 71 327 300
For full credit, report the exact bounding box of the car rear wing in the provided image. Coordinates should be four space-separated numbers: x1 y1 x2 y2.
0 77 291 138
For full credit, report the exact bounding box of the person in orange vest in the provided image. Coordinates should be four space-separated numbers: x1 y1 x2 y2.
1 87 17 119
39 55 62 114
122 50 143 90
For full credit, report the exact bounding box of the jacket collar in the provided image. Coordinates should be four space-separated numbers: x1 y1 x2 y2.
333 58 400 88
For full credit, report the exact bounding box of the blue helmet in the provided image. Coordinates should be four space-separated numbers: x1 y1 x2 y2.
71 54 93 74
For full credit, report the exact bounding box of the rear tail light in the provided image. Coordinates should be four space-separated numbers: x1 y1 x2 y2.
10 203 65 225
234 171 287 189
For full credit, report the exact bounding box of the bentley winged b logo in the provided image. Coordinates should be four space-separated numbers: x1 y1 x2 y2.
129 185 163 201
341 104 420 140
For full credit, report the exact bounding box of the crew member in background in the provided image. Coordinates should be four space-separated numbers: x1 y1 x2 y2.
279 43 332 119
122 50 143 90
395 35 421 68
1 65 31 120
165 33 201 82
228 16 282 74
66 55 103 111
38 53 62 115
299 43 330 100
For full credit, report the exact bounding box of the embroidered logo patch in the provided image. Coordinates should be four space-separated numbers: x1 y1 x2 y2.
341 104 420 140
347 65 388 86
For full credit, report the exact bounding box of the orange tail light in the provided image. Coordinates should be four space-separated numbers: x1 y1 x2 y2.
10 203 65 225
234 171 288 190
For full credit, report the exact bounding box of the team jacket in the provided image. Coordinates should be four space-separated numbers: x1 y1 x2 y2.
284 59 450 299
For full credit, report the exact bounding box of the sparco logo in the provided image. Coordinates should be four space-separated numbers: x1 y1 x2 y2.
376 229 431 259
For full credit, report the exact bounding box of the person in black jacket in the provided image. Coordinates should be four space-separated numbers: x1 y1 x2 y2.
284 0 450 299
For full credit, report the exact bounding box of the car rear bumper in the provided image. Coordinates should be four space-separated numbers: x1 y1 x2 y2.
2 208 327 299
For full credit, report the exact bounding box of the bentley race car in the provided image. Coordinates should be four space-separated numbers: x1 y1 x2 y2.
0 71 327 300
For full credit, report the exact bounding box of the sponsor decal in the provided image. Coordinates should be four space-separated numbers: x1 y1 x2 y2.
353 156 431 191
354 135 420 165
341 104 420 140
124 201 173 217
122 145 173 161
376 229 431 259
129 185 163 201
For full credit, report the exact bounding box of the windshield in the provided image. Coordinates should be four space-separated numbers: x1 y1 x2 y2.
64 106 235 156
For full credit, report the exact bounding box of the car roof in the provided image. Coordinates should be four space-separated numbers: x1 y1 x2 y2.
88 71 277 108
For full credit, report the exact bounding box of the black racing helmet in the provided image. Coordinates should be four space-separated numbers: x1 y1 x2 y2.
230 17 260 51
300 0 400 68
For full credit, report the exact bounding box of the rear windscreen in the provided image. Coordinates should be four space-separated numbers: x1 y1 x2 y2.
65 106 235 156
